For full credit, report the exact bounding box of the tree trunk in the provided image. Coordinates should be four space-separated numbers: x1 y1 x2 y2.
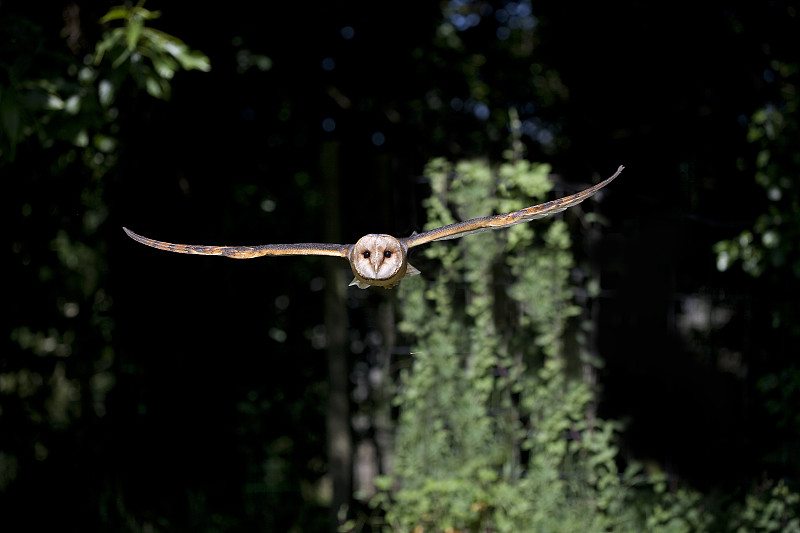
321 140 352 529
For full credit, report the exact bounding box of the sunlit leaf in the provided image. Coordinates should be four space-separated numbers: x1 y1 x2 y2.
175 49 211 72
100 4 161 23
98 79 114 107
44 93 65 111
145 28 211 72
94 27 126 65
143 26 185 46
133 6 161 20
150 53 178 79
99 8 130 23
93 134 117 153
125 17 143 51
144 75 170 100
73 129 89 147
64 94 80 114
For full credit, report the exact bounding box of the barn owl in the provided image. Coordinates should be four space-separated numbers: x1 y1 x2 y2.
124 165 623 289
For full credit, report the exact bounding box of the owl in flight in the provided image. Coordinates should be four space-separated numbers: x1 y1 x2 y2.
124 165 623 289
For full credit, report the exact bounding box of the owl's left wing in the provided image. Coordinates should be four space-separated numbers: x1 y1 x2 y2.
123 227 350 258
402 165 623 249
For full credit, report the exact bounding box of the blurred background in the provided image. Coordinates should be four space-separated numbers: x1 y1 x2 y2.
3 1 800 531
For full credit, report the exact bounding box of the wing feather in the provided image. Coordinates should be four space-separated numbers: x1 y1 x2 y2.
123 227 350 259
402 165 623 248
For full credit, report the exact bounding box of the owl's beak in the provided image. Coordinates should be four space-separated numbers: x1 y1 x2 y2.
369 254 382 274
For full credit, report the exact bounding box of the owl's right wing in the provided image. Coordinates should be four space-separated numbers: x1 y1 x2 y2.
123 227 350 259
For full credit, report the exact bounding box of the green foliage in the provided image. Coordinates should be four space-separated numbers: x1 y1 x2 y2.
728 481 800 533
0 15 86 160
643 484 713 533
713 59 800 473
0 2 210 162
95 1 211 101
714 61 800 281
374 156 643 532
3 5 210 528
372 156 800 533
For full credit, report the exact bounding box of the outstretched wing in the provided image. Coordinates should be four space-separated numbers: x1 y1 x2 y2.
402 165 623 248
123 227 350 259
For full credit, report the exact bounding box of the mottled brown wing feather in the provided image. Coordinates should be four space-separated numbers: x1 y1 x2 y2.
123 227 350 259
402 165 623 249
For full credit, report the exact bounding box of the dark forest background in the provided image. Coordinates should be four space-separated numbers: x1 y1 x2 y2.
3 1 800 531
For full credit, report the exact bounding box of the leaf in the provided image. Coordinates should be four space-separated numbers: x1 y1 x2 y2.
133 6 162 20
126 17 143 50
98 80 115 107
144 28 211 72
99 8 130 24
144 75 170 100
175 49 211 72
149 52 178 79
94 28 126 65
99 4 161 24
110 47 133 69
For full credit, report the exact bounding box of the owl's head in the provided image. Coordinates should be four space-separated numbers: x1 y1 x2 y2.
349 234 409 289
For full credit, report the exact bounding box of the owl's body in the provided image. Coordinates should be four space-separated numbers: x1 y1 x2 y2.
124 165 623 288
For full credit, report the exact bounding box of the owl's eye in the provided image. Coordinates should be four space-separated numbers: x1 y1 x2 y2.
362 251 370 259
384 250 392 258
